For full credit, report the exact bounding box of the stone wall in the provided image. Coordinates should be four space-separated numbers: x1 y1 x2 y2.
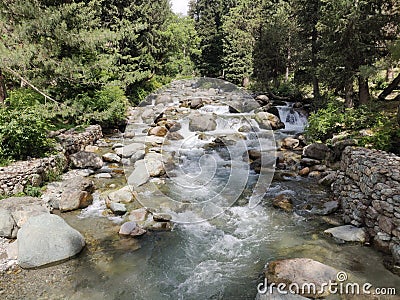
56 125 103 154
0 125 102 196
332 147 400 263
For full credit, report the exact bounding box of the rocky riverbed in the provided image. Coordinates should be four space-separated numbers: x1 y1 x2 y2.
0 78 399 299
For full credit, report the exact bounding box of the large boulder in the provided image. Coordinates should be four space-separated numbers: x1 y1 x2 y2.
255 112 285 130
0 197 49 228
0 208 18 238
189 113 217 132
59 177 95 212
17 214 85 268
302 143 331 161
70 151 103 169
265 258 338 298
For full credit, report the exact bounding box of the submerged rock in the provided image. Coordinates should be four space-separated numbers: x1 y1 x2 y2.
17 214 85 269
272 195 293 212
119 221 146 237
324 225 366 243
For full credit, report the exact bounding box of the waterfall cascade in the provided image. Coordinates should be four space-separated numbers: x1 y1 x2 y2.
276 102 308 133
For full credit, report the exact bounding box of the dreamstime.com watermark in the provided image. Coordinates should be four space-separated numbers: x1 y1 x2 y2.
257 271 397 296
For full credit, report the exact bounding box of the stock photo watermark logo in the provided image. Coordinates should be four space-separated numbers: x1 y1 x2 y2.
257 271 397 297
123 78 277 224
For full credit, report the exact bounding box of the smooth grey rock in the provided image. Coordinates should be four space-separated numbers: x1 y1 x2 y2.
324 225 366 243
265 258 338 298
190 98 204 109
108 186 134 204
0 208 17 238
312 201 339 216
129 208 148 223
17 214 85 268
318 172 337 186
302 143 331 161
59 177 95 212
128 160 150 188
109 202 127 215
131 150 146 164
102 153 122 163
115 143 144 158
189 113 217 132
144 152 165 177
0 197 49 228
119 221 146 237
70 151 103 169
300 158 321 167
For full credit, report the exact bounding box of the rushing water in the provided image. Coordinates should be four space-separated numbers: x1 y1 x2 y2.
56 84 400 300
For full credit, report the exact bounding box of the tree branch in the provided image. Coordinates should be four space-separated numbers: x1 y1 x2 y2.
4 67 59 104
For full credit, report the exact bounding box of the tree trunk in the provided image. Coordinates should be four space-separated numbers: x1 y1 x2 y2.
0 70 7 105
397 103 400 126
358 76 370 105
344 80 354 108
379 73 400 100
311 27 320 100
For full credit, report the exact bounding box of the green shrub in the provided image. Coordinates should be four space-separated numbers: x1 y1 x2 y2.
24 185 42 197
0 107 55 160
6 88 45 108
305 100 396 151
70 85 129 128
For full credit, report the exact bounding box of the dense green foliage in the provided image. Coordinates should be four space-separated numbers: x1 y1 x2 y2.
190 0 399 99
306 99 399 151
0 0 200 162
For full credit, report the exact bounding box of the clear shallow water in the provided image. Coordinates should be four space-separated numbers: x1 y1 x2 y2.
62 185 400 300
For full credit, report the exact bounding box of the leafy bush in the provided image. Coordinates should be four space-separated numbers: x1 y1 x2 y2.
69 85 129 128
6 88 45 108
0 107 55 160
305 100 396 151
